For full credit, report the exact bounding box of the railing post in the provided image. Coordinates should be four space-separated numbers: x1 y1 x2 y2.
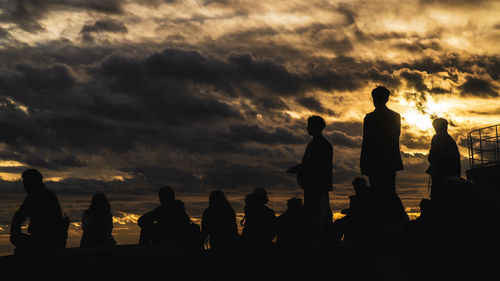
496 125 499 163
479 130 483 166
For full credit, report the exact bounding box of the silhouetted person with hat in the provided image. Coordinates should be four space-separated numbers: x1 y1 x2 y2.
137 186 192 247
80 193 116 248
287 116 333 234
10 169 68 254
240 188 277 249
201 190 239 249
360 86 408 227
426 118 461 200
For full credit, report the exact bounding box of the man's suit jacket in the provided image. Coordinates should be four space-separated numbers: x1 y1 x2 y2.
297 135 333 192
360 107 404 174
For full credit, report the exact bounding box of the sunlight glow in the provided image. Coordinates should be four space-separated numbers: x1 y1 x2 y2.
285 111 302 119
0 173 19 181
45 177 64 182
0 160 24 167
113 212 140 225
402 109 433 130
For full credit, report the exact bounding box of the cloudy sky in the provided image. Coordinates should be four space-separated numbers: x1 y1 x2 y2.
0 0 499 253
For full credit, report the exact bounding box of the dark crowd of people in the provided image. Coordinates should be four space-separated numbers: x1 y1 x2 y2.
9 86 471 255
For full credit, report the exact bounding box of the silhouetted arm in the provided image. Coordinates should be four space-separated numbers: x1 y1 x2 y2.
201 210 209 244
107 213 114 233
81 212 89 232
360 116 369 175
10 196 31 236
268 209 278 241
137 208 160 229
428 135 445 164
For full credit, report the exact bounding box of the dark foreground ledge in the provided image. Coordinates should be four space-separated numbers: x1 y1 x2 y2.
0 239 498 281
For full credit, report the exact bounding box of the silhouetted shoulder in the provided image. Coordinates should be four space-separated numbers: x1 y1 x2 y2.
265 206 276 216
388 108 401 119
318 134 333 148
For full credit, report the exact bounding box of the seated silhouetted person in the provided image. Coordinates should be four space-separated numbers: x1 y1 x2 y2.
80 193 116 248
10 169 68 254
287 116 333 234
241 188 277 249
338 177 375 241
426 118 461 201
276 197 308 248
201 190 239 249
138 186 192 247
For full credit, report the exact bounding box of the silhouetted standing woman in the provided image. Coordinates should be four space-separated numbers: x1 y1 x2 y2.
80 193 116 247
201 190 239 249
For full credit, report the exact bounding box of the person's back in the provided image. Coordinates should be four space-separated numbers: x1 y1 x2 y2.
138 186 192 246
201 190 238 249
80 193 116 248
10 169 67 253
427 118 461 199
19 188 62 240
241 189 277 248
361 106 403 174
154 199 191 244
277 198 307 248
299 135 333 191
342 178 375 241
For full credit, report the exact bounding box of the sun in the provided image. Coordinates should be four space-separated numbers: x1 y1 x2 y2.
402 109 433 131
400 96 451 131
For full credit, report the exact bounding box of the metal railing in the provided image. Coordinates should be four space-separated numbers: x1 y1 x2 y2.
468 124 500 168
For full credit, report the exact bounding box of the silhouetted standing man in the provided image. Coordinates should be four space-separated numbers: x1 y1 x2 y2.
288 116 333 233
360 86 407 223
426 118 461 199
361 86 404 193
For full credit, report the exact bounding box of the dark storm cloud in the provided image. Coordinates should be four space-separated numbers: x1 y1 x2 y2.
120 166 203 191
365 68 402 89
0 27 11 39
401 132 431 150
0 42 363 177
0 0 125 32
397 57 447 74
394 41 442 53
324 131 362 149
296 97 333 114
0 32 497 195
459 76 498 97
203 160 296 190
80 18 128 34
401 70 430 92
430 87 449 94
226 124 306 145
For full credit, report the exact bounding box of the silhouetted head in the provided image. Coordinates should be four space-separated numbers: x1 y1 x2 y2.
21 169 44 194
286 197 302 211
371 86 390 108
432 118 448 133
158 186 175 205
209 190 232 210
307 116 326 136
89 193 111 214
245 188 269 207
352 177 368 194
